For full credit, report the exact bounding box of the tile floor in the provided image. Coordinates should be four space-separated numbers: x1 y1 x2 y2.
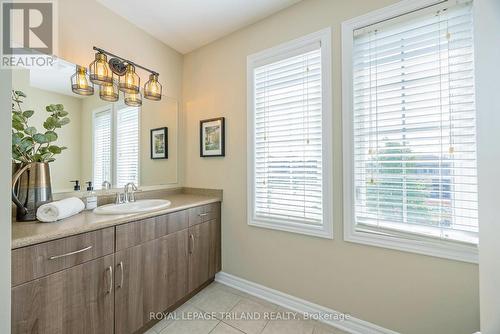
144 282 349 334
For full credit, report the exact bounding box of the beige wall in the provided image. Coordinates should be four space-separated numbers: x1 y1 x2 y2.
182 0 479 333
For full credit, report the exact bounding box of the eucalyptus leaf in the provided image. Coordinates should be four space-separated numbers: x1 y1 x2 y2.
48 145 62 154
12 134 21 145
19 138 34 152
58 117 70 126
15 90 26 98
33 133 48 144
46 105 55 112
13 132 24 139
55 104 64 111
12 121 24 131
44 131 58 142
22 110 34 118
57 110 69 117
12 114 25 123
24 126 37 136
43 116 58 130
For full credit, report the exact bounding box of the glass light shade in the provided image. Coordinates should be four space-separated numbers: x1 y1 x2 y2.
119 64 140 93
71 65 94 96
124 91 142 107
89 52 113 86
143 73 162 101
99 80 119 102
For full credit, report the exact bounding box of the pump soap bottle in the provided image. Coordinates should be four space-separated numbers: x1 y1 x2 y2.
83 181 98 210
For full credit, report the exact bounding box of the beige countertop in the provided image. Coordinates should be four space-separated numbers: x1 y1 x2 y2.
12 193 221 249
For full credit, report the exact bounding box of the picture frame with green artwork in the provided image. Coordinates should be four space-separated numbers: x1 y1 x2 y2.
200 117 225 157
150 127 168 159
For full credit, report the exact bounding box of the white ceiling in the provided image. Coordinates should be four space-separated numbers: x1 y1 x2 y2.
97 0 302 54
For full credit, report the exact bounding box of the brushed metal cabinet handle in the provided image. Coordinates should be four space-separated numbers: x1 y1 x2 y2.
198 213 209 217
118 261 124 289
189 234 195 254
49 245 93 260
106 266 113 294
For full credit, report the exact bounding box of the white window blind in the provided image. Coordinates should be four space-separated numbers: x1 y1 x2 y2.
351 1 478 244
248 29 333 239
93 109 112 189
116 106 139 187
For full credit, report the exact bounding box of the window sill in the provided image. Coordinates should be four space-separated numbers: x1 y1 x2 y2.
249 219 333 239
344 228 478 264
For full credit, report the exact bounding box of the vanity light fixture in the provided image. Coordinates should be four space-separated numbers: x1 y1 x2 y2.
99 80 119 102
144 73 162 101
89 52 113 86
124 91 142 107
71 46 163 103
71 65 94 96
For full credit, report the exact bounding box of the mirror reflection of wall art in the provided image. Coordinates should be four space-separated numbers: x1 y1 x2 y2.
150 127 168 159
200 117 225 157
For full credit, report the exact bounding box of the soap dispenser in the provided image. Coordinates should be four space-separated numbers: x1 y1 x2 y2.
83 181 98 210
70 180 80 191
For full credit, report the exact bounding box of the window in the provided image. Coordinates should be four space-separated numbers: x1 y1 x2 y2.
115 106 139 187
93 104 140 189
247 29 333 238
342 0 478 262
93 108 112 189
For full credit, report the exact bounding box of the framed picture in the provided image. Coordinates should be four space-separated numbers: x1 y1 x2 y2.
200 117 225 157
150 127 168 159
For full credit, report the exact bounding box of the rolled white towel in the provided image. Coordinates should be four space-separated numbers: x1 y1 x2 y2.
36 197 85 222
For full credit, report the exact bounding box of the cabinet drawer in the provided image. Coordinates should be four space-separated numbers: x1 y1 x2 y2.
115 210 188 251
12 227 114 286
188 202 220 226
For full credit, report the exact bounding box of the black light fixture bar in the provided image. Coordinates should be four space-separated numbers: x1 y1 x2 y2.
93 46 159 76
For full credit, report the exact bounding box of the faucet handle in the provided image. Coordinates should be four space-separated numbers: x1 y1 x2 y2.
115 192 124 204
102 181 111 190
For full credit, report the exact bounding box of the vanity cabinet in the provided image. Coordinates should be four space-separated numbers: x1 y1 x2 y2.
114 229 189 334
11 202 221 334
188 218 221 292
12 254 115 334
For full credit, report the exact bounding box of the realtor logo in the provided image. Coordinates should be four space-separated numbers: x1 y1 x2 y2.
1 0 57 68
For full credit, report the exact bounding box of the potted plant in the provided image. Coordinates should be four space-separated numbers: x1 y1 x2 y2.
11 90 70 221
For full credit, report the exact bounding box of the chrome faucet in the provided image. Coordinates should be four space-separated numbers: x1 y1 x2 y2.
102 180 111 190
123 182 138 203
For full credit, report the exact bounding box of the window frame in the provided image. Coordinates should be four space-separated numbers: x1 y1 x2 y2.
341 0 478 263
247 28 333 239
91 103 141 189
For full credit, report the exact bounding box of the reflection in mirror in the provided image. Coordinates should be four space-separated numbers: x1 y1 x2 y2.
12 58 178 193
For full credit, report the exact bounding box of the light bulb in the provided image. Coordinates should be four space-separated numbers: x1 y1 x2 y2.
77 71 88 88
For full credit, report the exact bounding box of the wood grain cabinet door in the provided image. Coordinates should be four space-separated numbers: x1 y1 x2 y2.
11 254 115 334
188 218 221 292
114 229 189 334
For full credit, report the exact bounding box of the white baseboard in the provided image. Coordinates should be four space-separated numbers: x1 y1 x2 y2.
215 272 399 334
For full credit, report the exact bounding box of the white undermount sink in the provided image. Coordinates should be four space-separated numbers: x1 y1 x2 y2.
93 199 171 215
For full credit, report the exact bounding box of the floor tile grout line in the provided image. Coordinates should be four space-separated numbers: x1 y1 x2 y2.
218 321 248 334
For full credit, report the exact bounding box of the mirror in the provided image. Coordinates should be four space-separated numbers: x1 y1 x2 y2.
12 58 178 193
